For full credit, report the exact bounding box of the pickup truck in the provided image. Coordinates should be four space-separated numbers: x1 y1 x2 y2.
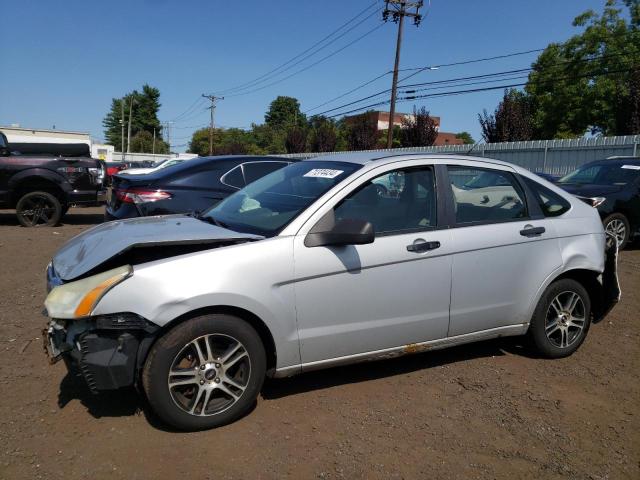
0 132 105 226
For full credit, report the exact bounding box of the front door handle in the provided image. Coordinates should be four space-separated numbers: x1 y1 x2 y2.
407 240 441 253
520 225 546 237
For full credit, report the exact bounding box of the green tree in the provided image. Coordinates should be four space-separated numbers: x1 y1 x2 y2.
264 96 306 130
346 111 380 151
130 130 169 154
479 89 535 142
526 0 640 137
285 126 308 153
308 116 338 152
103 84 165 151
455 132 475 144
188 127 262 156
400 106 439 147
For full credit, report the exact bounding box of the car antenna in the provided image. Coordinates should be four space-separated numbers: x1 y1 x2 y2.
465 140 483 155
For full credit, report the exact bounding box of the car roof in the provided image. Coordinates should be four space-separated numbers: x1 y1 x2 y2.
592 157 640 166
307 151 516 169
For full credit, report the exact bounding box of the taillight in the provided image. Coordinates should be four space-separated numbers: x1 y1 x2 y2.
106 166 121 177
115 188 172 204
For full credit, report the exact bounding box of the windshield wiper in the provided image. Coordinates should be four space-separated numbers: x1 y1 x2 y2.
196 213 229 229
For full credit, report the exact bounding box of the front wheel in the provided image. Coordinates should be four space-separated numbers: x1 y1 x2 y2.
15 191 62 227
142 314 266 431
528 279 591 358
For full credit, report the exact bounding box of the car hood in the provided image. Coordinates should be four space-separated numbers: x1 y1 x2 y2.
52 215 263 281
556 183 624 197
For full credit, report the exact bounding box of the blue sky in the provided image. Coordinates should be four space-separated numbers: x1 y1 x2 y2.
0 0 610 151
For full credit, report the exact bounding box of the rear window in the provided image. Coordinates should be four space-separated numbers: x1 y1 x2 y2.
523 177 571 217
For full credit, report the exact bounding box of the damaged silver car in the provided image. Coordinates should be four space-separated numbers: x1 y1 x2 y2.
43 153 620 431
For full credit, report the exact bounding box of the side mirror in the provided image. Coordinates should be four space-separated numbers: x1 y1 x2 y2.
0 147 9 157
305 210 374 247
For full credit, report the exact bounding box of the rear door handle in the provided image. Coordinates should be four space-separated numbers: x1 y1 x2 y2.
407 240 441 253
520 225 546 237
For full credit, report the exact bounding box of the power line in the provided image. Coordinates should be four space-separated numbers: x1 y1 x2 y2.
305 71 391 114
312 50 638 118
171 97 206 122
324 65 635 118
215 1 380 95
225 21 385 98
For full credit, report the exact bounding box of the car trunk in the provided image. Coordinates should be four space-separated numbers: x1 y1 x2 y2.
108 174 155 214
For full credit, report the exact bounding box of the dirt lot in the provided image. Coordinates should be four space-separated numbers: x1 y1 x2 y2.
0 207 638 479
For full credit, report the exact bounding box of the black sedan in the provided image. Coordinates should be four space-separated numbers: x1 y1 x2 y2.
556 157 640 248
105 155 294 221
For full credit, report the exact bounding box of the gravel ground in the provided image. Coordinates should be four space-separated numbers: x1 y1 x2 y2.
0 207 638 479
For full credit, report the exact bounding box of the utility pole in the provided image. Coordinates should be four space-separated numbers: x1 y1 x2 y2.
120 98 125 160
126 95 135 155
202 94 223 156
165 121 174 154
383 0 423 149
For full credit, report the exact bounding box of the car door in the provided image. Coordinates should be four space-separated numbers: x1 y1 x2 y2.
292 161 453 364
444 162 563 337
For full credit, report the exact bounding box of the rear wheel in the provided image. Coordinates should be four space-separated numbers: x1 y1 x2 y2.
15 191 62 227
528 279 591 358
142 314 266 431
603 213 630 249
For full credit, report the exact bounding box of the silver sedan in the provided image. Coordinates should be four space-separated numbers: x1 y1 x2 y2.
43 153 619 430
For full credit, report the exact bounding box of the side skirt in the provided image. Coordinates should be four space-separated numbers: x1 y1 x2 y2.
273 323 528 378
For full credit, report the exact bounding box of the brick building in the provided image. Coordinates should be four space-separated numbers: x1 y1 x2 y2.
344 110 464 146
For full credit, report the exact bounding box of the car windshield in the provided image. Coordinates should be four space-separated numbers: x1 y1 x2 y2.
558 162 640 186
201 161 362 237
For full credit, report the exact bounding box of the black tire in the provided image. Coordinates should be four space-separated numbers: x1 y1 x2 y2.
15 191 62 227
142 314 266 431
603 213 630 250
528 278 591 358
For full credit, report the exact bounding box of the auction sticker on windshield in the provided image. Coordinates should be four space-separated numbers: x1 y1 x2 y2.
303 168 344 179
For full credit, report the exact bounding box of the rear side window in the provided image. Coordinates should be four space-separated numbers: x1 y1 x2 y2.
221 166 245 189
447 166 527 224
242 161 289 184
523 177 571 217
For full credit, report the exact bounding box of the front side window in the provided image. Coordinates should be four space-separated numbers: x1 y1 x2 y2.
204 161 362 236
448 166 527 224
334 167 437 235
523 177 571 217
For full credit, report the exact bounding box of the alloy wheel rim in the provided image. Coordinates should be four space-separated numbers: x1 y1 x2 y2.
545 291 586 348
167 333 251 416
605 219 626 247
19 195 56 226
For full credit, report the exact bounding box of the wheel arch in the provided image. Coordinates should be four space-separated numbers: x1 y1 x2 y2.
10 175 66 207
542 268 608 324
137 305 278 378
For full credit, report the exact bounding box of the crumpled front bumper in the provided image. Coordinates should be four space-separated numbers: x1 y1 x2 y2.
43 314 159 393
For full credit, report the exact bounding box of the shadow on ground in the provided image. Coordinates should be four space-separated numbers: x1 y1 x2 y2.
56 336 530 431
262 337 529 399
0 208 105 227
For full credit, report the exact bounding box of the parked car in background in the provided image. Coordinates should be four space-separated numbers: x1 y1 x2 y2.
0 133 105 226
534 172 560 183
118 157 189 175
105 155 294 221
556 157 640 248
44 153 619 430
